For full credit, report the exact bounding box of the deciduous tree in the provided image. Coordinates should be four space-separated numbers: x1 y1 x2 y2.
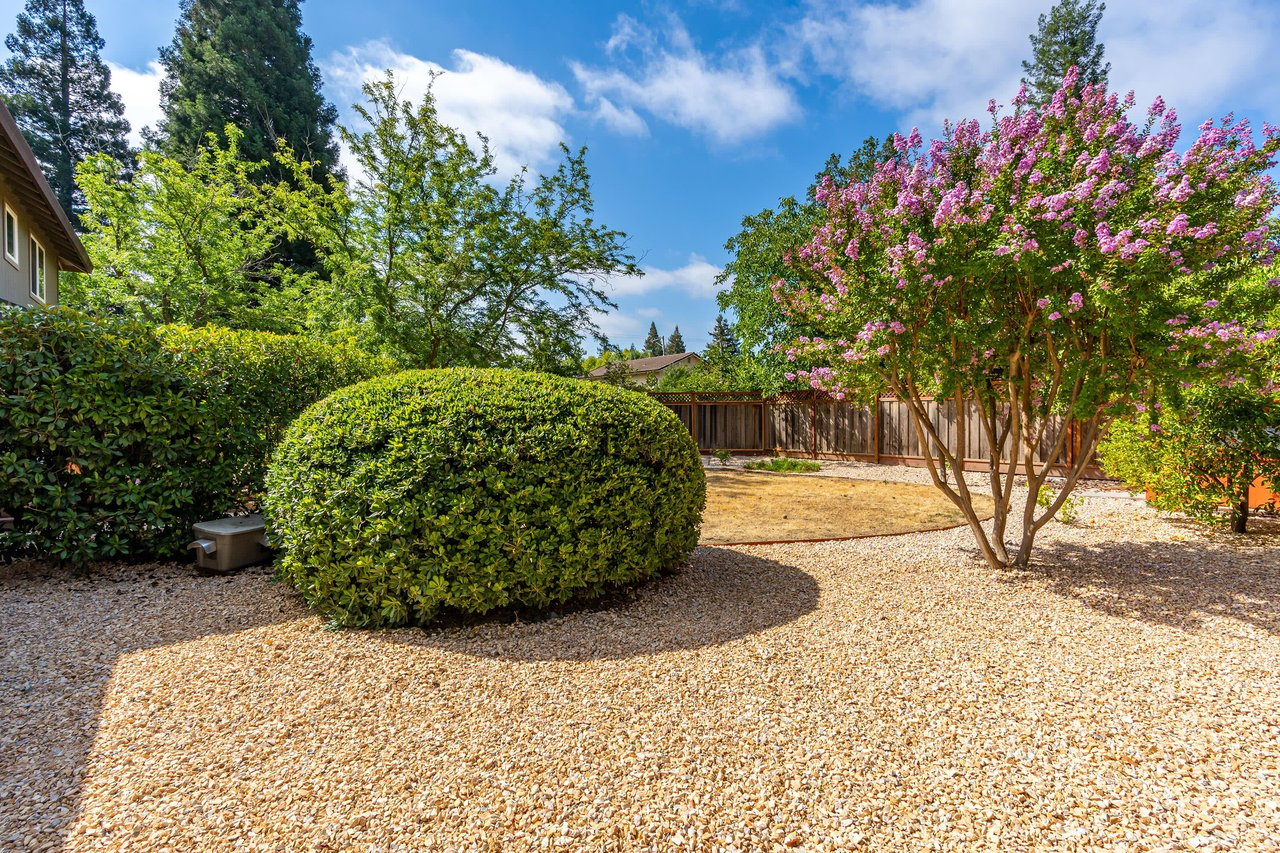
777 70 1280 569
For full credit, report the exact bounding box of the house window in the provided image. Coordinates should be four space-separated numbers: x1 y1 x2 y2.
29 237 45 303
3 205 17 267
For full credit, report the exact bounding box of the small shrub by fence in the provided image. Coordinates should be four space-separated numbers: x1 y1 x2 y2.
650 389 1102 476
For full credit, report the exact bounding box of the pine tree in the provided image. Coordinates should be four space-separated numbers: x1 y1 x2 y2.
0 0 131 223
666 326 685 354
1021 0 1109 104
707 314 740 357
153 0 339 183
643 321 664 358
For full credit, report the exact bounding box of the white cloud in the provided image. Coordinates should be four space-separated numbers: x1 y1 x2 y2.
636 306 664 318
573 14 800 144
606 254 726 299
591 309 646 343
793 0 1280 133
326 41 574 177
107 61 164 148
794 0 1037 131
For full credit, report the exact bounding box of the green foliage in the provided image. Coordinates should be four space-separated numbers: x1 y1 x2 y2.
64 127 325 330
744 457 821 473
711 449 732 466
1021 0 1110 104
156 325 394 505
264 369 706 627
581 345 644 376
706 314 740 358
0 308 212 565
1100 384 1280 532
310 76 639 369
0 0 131 221
644 321 664 357
667 326 686 354
0 308 390 567
718 135 898 352
650 350 799 395
152 0 338 184
1035 483 1082 524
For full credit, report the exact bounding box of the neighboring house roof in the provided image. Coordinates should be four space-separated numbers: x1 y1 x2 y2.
0 98 91 273
587 351 702 378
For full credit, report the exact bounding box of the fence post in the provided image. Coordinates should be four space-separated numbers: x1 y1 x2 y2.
691 392 699 451
810 391 818 459
873 394 882 463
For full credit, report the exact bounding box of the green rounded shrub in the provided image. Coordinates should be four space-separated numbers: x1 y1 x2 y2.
264 369 706 627
0 307 211 564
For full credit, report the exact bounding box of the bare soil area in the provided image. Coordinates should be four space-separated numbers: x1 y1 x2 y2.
702 468 994 544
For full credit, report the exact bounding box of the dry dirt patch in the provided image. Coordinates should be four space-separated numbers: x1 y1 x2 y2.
701 468 993 544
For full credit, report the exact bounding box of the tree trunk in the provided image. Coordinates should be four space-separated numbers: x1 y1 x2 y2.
1232 485 1249 534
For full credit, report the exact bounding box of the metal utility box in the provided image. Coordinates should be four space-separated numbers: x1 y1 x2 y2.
189 514 271 573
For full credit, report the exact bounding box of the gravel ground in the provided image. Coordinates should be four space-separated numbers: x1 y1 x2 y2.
3 467 1279 852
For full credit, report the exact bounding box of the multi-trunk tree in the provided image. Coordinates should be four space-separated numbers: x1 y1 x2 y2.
776 69 1280 569
0 0 131 223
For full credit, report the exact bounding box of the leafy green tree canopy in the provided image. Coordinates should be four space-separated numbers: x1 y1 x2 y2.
309 75 640 369
153 0 338 183
1021 0 1110 104
666 325 685 354
64 126 326 331
0 0 131 222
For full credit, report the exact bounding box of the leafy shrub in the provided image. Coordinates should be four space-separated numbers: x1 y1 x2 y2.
156 325 393 506
264 369 706 627
712 449 733 466
1035 483 1082 524
0 308 212 564
744 457 821 473
1100 385 1280 532
0 309 393 567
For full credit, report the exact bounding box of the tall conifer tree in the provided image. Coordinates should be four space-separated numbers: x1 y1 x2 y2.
707 314 740 358
153 0 339 183
644 322 664 358
0 0 131 223
666 326 685 354
1021 0 1109 104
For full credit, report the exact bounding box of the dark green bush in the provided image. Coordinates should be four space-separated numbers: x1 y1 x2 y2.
264 369 706 627
156 325 394 506
0 308 211 564
0 309 392 566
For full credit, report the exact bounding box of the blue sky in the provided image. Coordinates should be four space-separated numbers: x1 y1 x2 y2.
3 0 1279 353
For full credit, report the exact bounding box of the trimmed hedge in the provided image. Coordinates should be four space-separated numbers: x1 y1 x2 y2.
264 369 706 627
0 308 211 564
0 308 391 565
157 325 395 504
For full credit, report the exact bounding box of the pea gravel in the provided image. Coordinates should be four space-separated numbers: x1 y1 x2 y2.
2 470 1279 852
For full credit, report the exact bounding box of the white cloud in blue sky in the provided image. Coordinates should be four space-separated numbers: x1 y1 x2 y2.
572 13 801 145
326 41 574 177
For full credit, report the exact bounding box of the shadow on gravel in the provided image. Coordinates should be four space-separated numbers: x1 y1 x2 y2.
0 561 299 853
1029 535 1280 635
384 546 820 662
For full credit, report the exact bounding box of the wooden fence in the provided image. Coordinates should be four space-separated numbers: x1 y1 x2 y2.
650 389 1101 476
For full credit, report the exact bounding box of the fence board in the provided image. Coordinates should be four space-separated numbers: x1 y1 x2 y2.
648 389 1103 477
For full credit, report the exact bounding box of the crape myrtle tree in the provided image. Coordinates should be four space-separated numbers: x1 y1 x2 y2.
307 76 639 368
776 68 1280 569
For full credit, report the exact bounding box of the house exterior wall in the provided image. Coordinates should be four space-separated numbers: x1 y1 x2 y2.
0 171 59 308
